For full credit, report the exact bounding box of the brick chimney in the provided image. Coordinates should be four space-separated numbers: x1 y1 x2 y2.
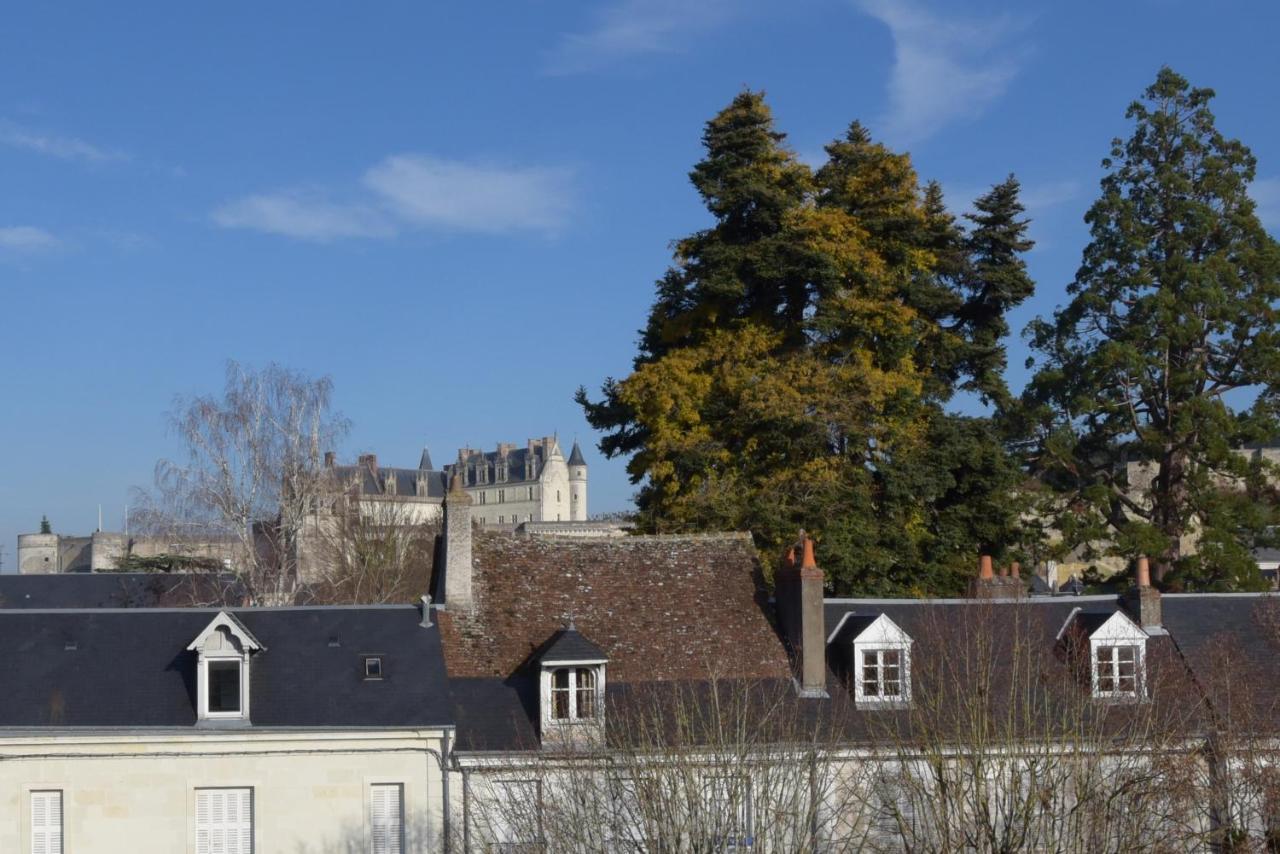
775 532 828 698
969 553 1023 600
1124 555 1161 631
358 453 378 474
443 472 474 612
323 451 336 468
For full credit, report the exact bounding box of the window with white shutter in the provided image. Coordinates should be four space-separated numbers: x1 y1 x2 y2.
370 784 404 854
196 787 253 854
30 790 62 854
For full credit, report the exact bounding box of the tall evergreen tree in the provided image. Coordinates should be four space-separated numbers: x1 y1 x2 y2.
580 93 1037 595
1021 68 1280 590
956 176 1035 408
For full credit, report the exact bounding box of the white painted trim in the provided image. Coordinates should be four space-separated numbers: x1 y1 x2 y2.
186 611 264 653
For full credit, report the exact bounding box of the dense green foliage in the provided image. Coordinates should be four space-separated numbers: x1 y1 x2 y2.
1019 68 1280 591
578 92 1036 594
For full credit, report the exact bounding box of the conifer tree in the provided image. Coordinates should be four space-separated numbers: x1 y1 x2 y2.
1021 68 1280 590
579 94 1037 595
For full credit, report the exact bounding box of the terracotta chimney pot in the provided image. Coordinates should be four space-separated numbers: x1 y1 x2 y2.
1010 561 1021 579
1136 555 1151 588
801 536 817 570
979 554 994 580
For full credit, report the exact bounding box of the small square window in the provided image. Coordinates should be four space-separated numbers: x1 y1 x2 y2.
365 657 384 679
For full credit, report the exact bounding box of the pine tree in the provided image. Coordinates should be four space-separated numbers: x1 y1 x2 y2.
1021 68 1280 590
579 95 1037 595
956 176 1035 408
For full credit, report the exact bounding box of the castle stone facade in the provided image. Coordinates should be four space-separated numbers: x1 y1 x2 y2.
318 436 587 528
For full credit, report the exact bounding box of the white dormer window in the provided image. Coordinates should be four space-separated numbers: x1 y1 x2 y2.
1087 611 1147 700
538 625 607 743
849 614 912 708
187 612 263 723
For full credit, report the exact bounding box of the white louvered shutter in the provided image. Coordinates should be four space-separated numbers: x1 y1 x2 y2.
370 784 404 854
30 791 62 854
196 788 253 854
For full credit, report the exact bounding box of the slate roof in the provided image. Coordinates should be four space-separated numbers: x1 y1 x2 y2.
0 573 245 609
329 463 446 499
438 531 791 751
0 606 452 729
537 626 607 663
567 441 586 467
443 446 543 486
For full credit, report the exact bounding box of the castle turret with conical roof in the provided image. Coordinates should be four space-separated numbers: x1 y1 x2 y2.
568 440 588 522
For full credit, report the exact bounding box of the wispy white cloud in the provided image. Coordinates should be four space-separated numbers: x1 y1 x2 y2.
363 155 573 234
212 190 394 243
0 120 127 163
0 225 58 251
857 0 1029 144
544 0 735 75
1019 179 1081 212
213 155 575 242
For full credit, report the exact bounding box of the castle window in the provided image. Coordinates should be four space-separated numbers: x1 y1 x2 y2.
528 487 535 500
498 516 505 524
364 656 383 680
557 490 561 503
498 489 505 503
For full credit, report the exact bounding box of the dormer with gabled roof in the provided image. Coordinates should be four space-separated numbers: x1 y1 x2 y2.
536 621 607 747
186 611 264 724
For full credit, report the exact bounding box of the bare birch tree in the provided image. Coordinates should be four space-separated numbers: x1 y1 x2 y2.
136 360 349 605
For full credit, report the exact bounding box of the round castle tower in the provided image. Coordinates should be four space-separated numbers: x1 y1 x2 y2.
17 529 59 574
567 441 588 522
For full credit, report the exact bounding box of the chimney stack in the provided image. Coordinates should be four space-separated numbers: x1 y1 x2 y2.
1126 555 1161 631
443 473 474 611
776 532 828 698
358 453 378 474
323 451 336 468
970 553 1023 600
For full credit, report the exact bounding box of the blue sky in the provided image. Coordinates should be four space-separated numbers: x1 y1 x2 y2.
3 0 1280 568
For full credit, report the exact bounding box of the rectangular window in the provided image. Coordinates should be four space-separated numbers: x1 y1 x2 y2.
1096 645 1139 695
364 657 383 679
551 668 571 719
196 788 253 854
207 660 242 713
30 790 62 854
498 489 505 503
861 648 902 698
370 784 404 854
528 487 534 500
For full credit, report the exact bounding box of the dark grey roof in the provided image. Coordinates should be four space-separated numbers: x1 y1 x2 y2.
419 447 434 471
567 441 586 467
444 447 542 486
0 606 452 729
330 465 446 499
0 573 245 609
537 627 607 663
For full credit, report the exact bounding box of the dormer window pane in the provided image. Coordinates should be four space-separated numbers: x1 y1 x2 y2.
882 649 901 696
576 668 597 718
861 651 881 697
208 660 242 713
552 668 572 719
